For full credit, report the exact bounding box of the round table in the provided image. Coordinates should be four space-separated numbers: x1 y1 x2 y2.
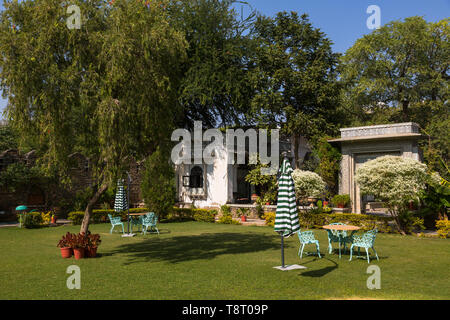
322 225 361 258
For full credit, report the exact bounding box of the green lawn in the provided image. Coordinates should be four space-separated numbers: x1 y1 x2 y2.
0 222 449 300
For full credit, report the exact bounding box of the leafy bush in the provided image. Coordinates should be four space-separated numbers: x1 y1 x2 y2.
436 220 450 239
262 211 276 227
297 212 393 233
331 194 351 207
141 148 176 220
21 212 43 228
68 207 217 224
291 169 326 201
218 205 240 224
193 209 217 223
237 207 250 217
355 155 429 234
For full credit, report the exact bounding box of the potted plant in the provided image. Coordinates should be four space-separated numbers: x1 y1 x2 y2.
57 232 75 259
73 233 88 260
86 233 102 258
237 208 249 222
332 194 351 208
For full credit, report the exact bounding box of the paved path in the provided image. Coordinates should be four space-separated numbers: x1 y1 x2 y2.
0 219 72 228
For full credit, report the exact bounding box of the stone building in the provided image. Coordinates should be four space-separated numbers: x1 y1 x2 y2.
329 123 423 214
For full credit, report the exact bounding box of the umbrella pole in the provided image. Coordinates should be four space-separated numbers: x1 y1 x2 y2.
281 234 285 268
127 174 130 234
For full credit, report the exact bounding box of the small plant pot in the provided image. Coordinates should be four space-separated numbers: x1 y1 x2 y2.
86 247 98 258
241 216 247 222
338 204 345 209
60 247 73 259
73 248 85 260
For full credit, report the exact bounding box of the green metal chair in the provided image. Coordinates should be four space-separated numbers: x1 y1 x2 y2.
108 214 125 234
326 222 352 256
142 212 159 235
349 228 379 264
297 230 321 259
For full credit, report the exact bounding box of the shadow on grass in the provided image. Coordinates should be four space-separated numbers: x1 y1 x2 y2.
299 258 338 278
108 232 281 265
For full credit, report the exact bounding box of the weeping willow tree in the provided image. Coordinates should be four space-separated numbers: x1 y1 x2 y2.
0 0 187 233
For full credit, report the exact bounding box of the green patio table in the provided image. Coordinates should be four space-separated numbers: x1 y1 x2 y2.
322 224 360 258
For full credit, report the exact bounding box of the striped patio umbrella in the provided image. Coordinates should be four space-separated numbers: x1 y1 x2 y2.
114 179 128 213
274 158 300 269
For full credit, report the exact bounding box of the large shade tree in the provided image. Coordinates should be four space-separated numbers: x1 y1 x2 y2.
0 0 187 233
168 0 256 128
340 16 449 179
249 12 343 168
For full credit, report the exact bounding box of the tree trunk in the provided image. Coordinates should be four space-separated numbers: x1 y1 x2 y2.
80 184 108 234
402 100 409 122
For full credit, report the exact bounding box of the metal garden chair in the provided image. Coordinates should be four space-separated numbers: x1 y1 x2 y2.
141 212 159 235
326 222 352 255
107 214 125 234
297 230 322 259
349 228 379 264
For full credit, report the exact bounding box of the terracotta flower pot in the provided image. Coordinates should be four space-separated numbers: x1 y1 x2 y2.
241 216 247 222
73 248 85 260
60 247 73 259
86 247 98 258
338 204 345 209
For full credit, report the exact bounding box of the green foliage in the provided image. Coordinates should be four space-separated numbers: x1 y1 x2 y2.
218 205 240 225
0 162 49 193
298 212 393 233
0 124 18 151
331 194 351 207
237 207 250 217
169 0 256 127
21 212 43 228
397 209 425 234
68 207 217 225
0 0 187 233
311 136 342 195
262 211 275 227
245 154 278 204
141 148 176 220
436 220 450 239
340 16 449 123
420 177 450 216
250 11 342 141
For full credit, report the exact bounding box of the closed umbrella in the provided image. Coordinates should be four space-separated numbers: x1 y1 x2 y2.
114 179 128 213
114 178 131 236
273 158 304 271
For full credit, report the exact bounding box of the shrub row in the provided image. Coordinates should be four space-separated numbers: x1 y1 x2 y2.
262 211 394 233
436 220 450 239
68 207 217 225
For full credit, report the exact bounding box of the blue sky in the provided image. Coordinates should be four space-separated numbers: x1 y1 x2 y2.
0 0 449 117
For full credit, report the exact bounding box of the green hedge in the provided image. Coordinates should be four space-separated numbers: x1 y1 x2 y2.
19 212 43 228
262 211 394 233
68 207 217 225
298 212 394 233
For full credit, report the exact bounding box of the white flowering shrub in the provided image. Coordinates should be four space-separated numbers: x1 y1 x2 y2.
355 155 429 234
291 169 326 200
355 156 428 204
